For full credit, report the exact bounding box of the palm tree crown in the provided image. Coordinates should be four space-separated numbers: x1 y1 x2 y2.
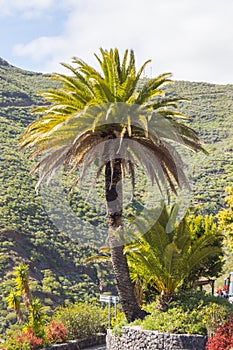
20 48 205 194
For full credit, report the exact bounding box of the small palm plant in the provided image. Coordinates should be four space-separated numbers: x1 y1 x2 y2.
126 206 223 310
20 48 206 321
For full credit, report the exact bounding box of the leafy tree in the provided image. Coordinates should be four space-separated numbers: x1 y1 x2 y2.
20 48 205 322
125 206 223 309
217 187 233 249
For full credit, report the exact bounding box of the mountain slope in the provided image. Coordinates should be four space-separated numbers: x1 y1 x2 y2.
0 58 115 333
164 80 233 213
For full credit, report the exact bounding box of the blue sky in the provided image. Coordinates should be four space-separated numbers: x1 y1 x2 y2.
0 0 232 84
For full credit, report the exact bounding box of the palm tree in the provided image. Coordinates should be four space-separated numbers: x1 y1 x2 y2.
126 206 223 310
20 48 206 322
14 263 32 311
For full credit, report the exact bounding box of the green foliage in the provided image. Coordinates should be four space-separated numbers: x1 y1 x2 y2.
217 187 233 249
124 292 233 336
202 303 230 337
28 298 47 336
163 81 233 215
140 307 207 334
42 270 62 295
111 319 128 337
126 206 223 299
170 291 233 335
53 302 106 340
184 212 224 285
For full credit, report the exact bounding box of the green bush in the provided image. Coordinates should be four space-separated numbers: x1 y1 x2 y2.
53 302 106 340
141 307 198 334
125 292 233 336
170 291 233 313
143 305 214 335
112 319 128 337
111 312 127 337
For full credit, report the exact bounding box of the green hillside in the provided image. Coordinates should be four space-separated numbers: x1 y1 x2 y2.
0 58 116 333
0 57 232 332
162 81 233 214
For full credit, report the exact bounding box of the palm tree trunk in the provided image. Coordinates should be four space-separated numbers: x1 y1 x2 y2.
156 291 173 311
105 159 147 322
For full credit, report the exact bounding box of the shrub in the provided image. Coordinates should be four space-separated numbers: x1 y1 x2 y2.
139 307 207 335
168 291 233 314
53 302 105 340
1 321 67 349
17 328 43 349
202 302 230 337
111 311 126 328
45 321 67 344
206 316 233 350
2 327 43 350
111 311 127 337
113 291 233 336
112 319 128 337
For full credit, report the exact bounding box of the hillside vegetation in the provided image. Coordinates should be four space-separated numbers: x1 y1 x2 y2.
0 57 232 332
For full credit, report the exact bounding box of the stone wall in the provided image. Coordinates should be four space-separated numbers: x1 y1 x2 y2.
106 327 207 350
42 333 106 350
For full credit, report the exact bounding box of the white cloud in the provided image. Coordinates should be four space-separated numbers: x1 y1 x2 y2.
11 0 233 83
0 0 56 17
14 36 66 61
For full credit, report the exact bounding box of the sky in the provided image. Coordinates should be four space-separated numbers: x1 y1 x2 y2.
0 0 232 84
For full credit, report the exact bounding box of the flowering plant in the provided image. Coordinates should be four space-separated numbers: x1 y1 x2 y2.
46 321 67 344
